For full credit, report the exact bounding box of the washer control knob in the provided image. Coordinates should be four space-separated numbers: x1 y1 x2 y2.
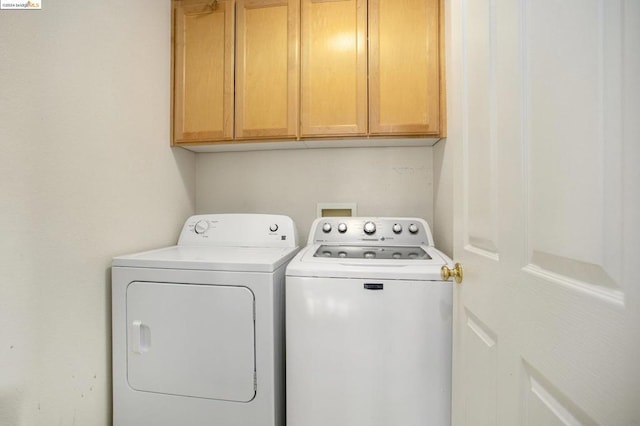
408 223 419 234
194 220 209 234
392 223 403 234
269 224 279 232
322 222 332 233
338 223 348 233
363 221 376 235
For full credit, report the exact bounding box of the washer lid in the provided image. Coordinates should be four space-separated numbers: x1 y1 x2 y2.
286 244 452 281
112 245 299 272
314 245 431 260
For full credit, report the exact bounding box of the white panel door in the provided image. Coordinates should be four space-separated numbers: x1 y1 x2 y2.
447 0 640 424
126 282 256 402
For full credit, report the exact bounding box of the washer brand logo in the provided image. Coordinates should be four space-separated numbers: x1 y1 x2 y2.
364 283 384 290
1 0 41 9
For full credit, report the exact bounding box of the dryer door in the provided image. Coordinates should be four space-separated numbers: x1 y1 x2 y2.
126 281 256 402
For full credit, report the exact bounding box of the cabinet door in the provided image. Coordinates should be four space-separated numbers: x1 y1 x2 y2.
236 0 299 140
369 0 441 135
301 0 367 137
173 0 234 143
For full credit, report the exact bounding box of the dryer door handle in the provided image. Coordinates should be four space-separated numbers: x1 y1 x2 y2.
131 320 151 354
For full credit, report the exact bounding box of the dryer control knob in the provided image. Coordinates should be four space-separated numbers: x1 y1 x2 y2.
338 223 348 233
322 222 332 233
392 223 403 234
363 221 376 235
408 223 419 234
194 220 209 234
269 224 279 232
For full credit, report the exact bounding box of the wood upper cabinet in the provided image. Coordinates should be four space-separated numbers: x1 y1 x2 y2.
235 0 299 140
300 0 367 137
171 0 444 146
173 0 235 143
369 0 442 135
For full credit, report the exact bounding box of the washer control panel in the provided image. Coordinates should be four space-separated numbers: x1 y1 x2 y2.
310 217 433 247
178 214 298 248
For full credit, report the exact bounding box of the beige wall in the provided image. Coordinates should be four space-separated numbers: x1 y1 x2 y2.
0 2 195 425
433 139 454 257
195 146 435 244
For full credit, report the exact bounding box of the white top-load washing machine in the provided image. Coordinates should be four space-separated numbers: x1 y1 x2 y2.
286 217 453 426
112 214 298 426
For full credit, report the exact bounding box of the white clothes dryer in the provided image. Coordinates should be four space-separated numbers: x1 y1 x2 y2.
112 214 298 426
286 217 453 426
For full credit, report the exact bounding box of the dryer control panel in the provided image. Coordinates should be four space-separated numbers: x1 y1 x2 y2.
178 214 298 248
309 217 434 247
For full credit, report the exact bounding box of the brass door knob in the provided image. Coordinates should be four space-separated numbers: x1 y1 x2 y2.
441 263 464 284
